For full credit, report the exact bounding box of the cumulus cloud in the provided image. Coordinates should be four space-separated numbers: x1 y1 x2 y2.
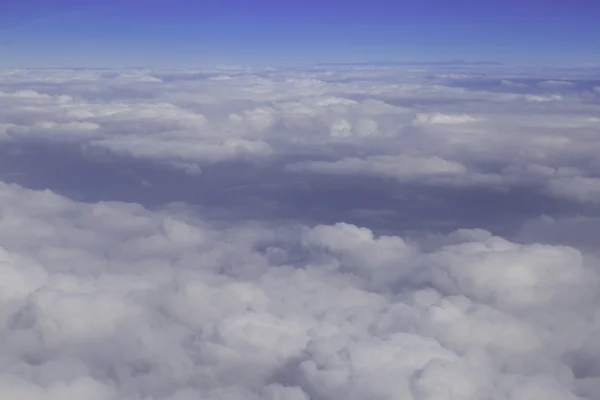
412 112 478 126
329 118 353 137
538 80 574 87
1 66 598 203
0 182 598 399
524 94 563 102
1 65 600 399
501 80 528 88
90 136 273 165
548 176 600 203
287 155 475 185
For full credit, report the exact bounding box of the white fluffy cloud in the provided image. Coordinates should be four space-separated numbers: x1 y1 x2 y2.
1 65 600 399
287 155 473 184
0 181 598 399
1 67 598 206
538 80 574 87
413 112 478 126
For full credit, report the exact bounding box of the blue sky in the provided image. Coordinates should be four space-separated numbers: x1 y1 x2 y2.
1 0 599 67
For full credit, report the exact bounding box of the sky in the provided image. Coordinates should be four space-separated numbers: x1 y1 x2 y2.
2 1 600 399
1 0 600 66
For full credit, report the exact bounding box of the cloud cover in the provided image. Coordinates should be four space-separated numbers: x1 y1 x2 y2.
1 181 600 399
1 65 600 399
2 66 600 205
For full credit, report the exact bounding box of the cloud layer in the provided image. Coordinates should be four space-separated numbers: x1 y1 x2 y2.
2 66 600 206
1 65 600 399
1 181 599 399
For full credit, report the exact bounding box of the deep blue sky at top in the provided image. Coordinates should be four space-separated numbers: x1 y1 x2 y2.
1 0 599 67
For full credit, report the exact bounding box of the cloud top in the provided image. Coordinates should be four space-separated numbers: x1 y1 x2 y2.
1 65 600 399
